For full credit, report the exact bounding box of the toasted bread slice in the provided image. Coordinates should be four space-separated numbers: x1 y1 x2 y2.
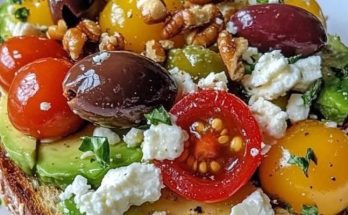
0 146 61 215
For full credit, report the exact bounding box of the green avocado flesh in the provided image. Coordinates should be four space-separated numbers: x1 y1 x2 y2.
36 128 143 188
0 90 142 187
0 91 37 174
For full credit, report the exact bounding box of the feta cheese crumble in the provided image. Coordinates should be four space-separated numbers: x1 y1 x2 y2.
110 3 126 28
60 163 162 215
292 56 322 92
230 189 275 215
242 47 260 64
286 94 310 123
92 52 111 65
142 124 188 161
169 68 198 95
93 127 121 145
123 128 144 148
242 51 301 100
40 102 51 111
197 72 229 91
249 97 288 139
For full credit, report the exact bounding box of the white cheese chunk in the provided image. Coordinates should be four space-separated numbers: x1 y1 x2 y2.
93 127 121 145
142 124 188 161
123 128 144 148
286 94 310 123
242 51 301 100
197 72 229 91
230 189 275 215
242 47 260 64
292 56 322 92
61 163 162 215
169 68 198 95
249 97 288 139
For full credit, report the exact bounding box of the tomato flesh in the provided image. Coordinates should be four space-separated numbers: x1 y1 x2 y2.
0 36 67 90
8 58 84 140
156 90 262 202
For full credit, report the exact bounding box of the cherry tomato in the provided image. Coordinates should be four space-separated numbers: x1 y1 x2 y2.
283 0 325 24
259 120 348 214
156 90 262 202
8 58 84 140
99 0 184 53
0 36 67 91
21 0 54 26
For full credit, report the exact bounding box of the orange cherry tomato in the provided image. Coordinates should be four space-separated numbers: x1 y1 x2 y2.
259 120 348 214
0 36 67 91
8 58 84 140
284 0 325 24
99 0 184 53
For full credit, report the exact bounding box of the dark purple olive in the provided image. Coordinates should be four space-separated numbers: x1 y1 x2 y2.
63 51 177 128
230 4 327 57
48 0 106 26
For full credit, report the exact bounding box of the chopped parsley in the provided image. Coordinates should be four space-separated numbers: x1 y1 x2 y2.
10 0 22 3
79 136 110 167
256 0 269 3
245 63 256 75
14 7 29 22
287 148 317 177
302 79 323 106
144 106 172 125
288 55 302 64
301 205 318 215
0 36 4 44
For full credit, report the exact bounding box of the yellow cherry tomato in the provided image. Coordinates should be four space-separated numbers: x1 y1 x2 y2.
20 0 54 26
284 0 325 24
259 120 348 214
99 0 184 53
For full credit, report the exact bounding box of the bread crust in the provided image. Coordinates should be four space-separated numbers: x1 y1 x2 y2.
0 146 60 215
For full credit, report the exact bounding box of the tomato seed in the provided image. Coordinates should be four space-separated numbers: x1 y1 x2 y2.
218 135 229 144
230 136 244 152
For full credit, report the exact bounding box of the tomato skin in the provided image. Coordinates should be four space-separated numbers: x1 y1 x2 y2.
0 36 67 91
21 0 54 26
8 58 84 140
259 120 348 214
156 90 262 202
283 0 325 24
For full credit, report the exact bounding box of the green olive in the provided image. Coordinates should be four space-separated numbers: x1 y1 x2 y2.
166 45 227 81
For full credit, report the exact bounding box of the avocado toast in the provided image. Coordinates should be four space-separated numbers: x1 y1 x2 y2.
0 0 348 215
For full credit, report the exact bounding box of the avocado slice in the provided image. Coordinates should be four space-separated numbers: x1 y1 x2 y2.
36 126 143 188
0 90 37 174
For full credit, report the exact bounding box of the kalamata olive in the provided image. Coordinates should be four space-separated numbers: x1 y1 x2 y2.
48 0 106 26
230 4 327 57
63 51 178 128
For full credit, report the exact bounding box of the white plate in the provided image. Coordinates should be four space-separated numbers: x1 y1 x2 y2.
0 1 347 215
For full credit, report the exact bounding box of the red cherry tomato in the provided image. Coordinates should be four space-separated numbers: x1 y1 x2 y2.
0 36 67 90
156 90 262 202
8 58 84 140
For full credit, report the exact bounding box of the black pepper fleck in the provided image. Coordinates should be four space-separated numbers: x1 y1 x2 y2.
304 132 310 136
193 206 203 214
331 176 336 181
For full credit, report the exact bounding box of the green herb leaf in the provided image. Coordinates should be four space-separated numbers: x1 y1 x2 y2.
288 55 302 64
321 35 348 72
79 136 110 167
14 7 29 22
301 205 318 215
0 36 4 44
245 63 255 75
287 148 317 177
302 79 323 106
256 0 269 3
144 106 172 125
10 0 22 4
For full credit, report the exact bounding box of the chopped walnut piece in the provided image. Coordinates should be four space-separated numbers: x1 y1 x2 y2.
159 40 175 50
62 28 87 61
99 32 125 52
137 0 168 24
186 16 224 47
162 4 219 39
77 19 102 42
217 1 243 22
145 40 167 63
217 30 248 81
46 19 67 40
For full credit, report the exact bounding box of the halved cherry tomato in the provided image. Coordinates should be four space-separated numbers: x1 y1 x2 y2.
8 58 84 140
0 36 67 91
156 90 262 202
